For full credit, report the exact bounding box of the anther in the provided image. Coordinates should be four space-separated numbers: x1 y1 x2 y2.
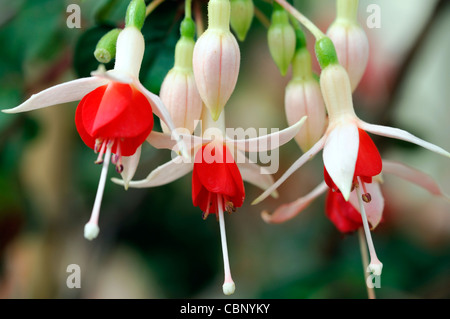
362 193 372 203
95 140 107 164
225 201 236 214
94 139 103 153
202 211 209 220
115 164 124 174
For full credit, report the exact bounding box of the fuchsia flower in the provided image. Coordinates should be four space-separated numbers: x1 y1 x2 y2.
112 116 306 294
192 143 245 218
254 57 450 275
2 26 184 240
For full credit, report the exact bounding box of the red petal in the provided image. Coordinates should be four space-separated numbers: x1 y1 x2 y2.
75 82 153 156
354 128 382 179
325 189 362 233
192 143 245 213
95 84 153 140
89 82 131 135
75 85 107 150
324 128 381 191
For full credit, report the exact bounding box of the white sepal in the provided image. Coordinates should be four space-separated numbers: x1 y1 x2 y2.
261 182 328 224
2 77 108 113
323 122 359 200
120 146 142 190
112 156 193 188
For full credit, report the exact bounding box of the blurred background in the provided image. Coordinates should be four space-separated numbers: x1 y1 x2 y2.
0 0 449 298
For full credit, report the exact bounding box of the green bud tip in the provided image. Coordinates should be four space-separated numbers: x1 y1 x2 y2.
315 37 339 69
125 0 146 30
230 0 254 42
180 17 196 39
94 28 121 64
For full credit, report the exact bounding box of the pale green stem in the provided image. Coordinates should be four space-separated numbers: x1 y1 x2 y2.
145 0 165 17
185 0 192 19
274 0 325 40
336 0 359 23
254 5 271 28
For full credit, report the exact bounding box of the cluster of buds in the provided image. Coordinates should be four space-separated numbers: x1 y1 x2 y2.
284 25 327 152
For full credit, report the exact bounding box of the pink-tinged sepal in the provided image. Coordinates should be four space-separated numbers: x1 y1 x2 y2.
262 182 327 224
382 160 450 200
349 181 384 229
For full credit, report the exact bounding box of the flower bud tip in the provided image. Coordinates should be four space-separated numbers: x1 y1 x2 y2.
84 223 100 241
222 282 235 295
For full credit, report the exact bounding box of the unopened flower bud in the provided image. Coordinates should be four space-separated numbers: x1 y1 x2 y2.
267 3 296 76
193 0 240 121
230 0 254 41
94 28 121 64
327 0 369 91
285 48 326 152
160 33 202 134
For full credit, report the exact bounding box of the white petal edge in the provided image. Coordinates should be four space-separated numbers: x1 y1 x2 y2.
323 123 359 201
91 69 134 84
134 80 189 159
349 181 384 229
112 156 193 188
226 116 307 152
2 77 109 113
261 182 328 224
120 146 142 190
146 131 207 155
252 135 326 205
237 155 279 199
359 121 450 158
382 160 450 200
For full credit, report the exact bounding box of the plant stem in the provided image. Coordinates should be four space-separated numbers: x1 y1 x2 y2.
145 0 165 17
274 0 325 40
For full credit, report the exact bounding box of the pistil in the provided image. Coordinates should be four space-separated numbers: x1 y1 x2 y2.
84 141 113 240
217 194 235 295
356 177 383 276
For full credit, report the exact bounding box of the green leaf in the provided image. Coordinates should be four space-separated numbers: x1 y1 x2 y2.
140 1 181 93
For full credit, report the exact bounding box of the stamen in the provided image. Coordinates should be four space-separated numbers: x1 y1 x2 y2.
202 192 212 220
95 140 107 164
225 200 236 214
84 142 113 241
362 193 372 203
115 141 123 174
94 139 103 153
356 177 383 276
217 194 235 295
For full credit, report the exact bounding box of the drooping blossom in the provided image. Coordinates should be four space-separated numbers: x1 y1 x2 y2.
2 26 185 240
254 39 450 274
112 115 307 294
